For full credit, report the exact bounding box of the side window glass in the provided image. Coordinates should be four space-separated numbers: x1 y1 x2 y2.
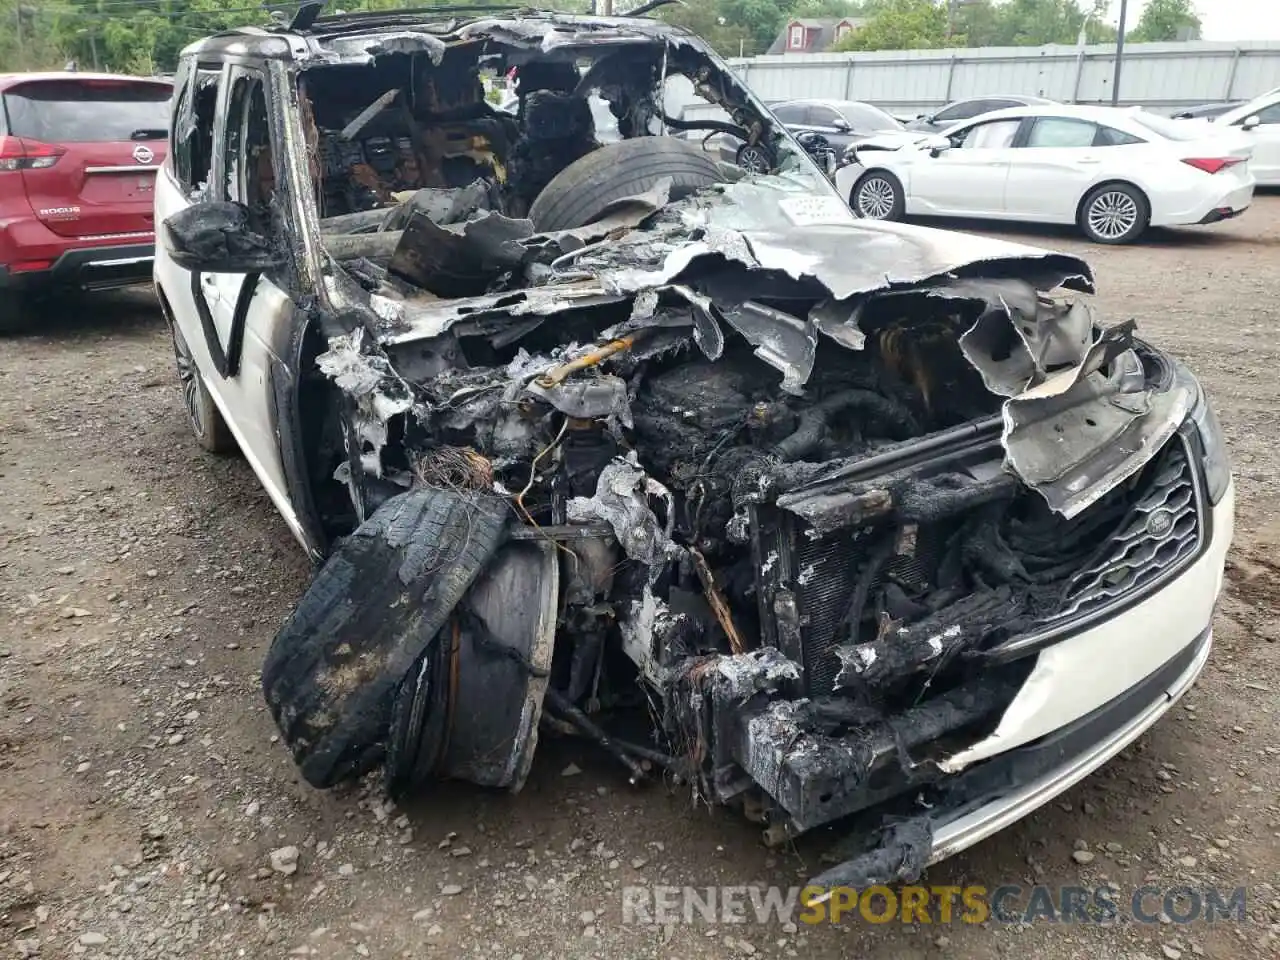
221 74 276 235
810 106 838 127
1256 102 1280 124
1025 118 1098 148
958 119 1020 149
934 102 967 123
773 104 805 124
1095 125 1144 146
173 65 220 195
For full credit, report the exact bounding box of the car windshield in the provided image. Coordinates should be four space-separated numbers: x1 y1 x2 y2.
4 79 171 142
1129 111 1210 141
838 102 904 132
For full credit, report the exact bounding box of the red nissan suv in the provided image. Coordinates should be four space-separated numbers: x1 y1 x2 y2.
0 72 172 329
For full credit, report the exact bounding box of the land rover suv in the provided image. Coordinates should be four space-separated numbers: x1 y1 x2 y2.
154 6 1232 891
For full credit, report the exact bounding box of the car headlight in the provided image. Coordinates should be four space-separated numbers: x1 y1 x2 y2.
1187 374 1231 505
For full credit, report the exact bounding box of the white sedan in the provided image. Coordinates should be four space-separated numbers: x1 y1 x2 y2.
836 104 1255 243
1212 88 1280 185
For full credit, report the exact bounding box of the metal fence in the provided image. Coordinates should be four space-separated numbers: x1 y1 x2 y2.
721 40 1280 117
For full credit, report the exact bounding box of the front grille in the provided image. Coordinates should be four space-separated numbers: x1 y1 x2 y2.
1055 439 1201 620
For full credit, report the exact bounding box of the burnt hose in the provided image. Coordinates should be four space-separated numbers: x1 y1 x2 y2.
772 390 919 462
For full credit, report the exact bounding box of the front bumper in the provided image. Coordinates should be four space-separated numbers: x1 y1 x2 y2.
0 242 155 294
804 479 1232 887
929 622 1211 863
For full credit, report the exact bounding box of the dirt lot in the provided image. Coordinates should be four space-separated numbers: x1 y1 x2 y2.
2 197 1279 960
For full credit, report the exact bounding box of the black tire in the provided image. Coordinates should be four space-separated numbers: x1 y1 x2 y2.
0 292 31 335
262 487 509 788
171 322 237 454
528 137 725 232
1078 183 1149 244
735 142 775 174
850 170 906 221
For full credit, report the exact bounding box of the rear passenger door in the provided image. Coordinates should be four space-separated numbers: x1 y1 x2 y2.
1003 117 1137 222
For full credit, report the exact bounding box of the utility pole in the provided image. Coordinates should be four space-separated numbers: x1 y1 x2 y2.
601 0 614 15
1111 0 1128 106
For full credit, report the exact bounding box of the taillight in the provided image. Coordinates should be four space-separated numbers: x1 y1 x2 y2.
0 136 65 171
1181 157 1245 174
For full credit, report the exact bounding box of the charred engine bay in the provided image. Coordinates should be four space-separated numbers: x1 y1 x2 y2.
305 255 1184 844
259 16 1198 878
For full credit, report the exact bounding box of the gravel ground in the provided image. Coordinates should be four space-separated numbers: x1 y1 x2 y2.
2 198 1278 960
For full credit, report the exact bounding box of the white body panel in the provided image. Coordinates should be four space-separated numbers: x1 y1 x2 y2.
154 165 307 548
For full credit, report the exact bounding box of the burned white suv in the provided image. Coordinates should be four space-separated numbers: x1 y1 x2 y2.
153 6 1233 890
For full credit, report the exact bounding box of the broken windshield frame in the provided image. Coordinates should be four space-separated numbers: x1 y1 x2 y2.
289 28 846 261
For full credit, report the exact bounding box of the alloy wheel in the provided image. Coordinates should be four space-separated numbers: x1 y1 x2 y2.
856 177 897 219
1087 190 1139 240
173 330 207 437
737 145 771 174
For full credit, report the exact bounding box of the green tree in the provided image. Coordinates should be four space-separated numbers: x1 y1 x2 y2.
655 3 756 57
1129 0 1201 42
833 0 1117 52
833 0 951 51
0 2 70 71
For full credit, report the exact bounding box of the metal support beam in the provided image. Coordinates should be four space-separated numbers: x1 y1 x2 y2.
1225 47 1243 100
1111 0 1129 106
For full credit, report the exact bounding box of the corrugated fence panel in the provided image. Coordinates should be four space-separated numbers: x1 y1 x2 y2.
728 41 1280 115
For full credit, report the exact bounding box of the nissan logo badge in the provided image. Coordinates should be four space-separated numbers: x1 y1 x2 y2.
133 144 155 164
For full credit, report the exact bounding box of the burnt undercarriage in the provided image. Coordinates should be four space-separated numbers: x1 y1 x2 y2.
236 13 1205 890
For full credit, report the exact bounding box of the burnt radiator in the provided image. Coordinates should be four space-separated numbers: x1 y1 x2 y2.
752 510 950 697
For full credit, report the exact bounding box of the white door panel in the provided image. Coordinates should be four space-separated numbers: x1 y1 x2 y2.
155 64 302 543
1003 118 1127 223
1003 149 1093 221
907 118 1021 217
1249 123 1280 185
908 149 1011 216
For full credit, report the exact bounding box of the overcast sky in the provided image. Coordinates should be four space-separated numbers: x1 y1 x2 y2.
1109 1 1280 41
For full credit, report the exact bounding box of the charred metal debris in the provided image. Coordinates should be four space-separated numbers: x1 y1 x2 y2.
245 11 1205 887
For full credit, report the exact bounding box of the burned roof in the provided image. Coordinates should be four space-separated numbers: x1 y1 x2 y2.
179 7 691 64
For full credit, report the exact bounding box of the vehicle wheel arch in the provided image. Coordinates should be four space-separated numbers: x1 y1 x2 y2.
1075 178 1151 226
154 282 177 332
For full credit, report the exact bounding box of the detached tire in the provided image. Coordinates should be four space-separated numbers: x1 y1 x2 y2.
528 137 725 232
262 487 509 788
